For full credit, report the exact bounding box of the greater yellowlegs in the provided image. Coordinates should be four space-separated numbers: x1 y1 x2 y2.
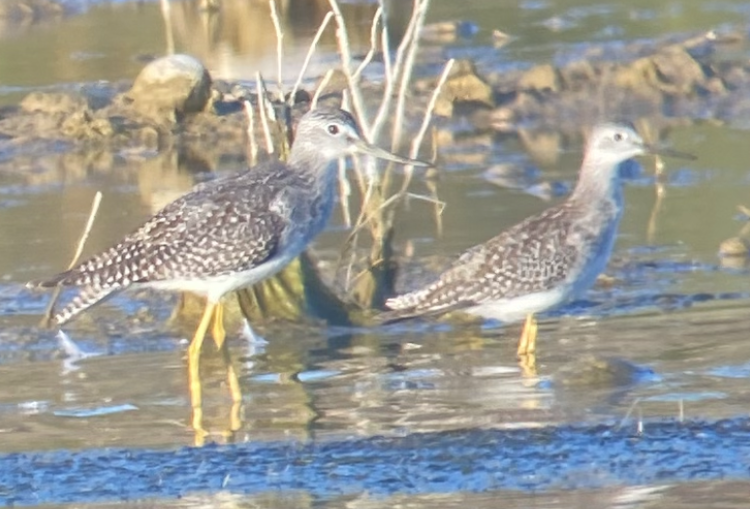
384 123 693 360
28 107 428 431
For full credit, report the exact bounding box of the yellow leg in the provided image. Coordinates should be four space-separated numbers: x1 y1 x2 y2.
218 335 243 404
517 314 538 356
518 352 537 378
517 314 538 378
189 300 217 440
211 302 226 351
210 300 243 433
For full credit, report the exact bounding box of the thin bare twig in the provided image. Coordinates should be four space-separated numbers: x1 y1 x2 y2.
647 181 665 244
243 99 259 164
346 191 444 243
403 191 445 211
263 85 279 124
268 0 285 101
617 397 642 430
392 0 430 149
159 0 175 55
289 11 335 106
342 90 375 190
338 90 354 227
409 59 454 159
335 0 416 285
398 58 454 194
380 3 393 84
42 191 103 327
312 69 335 108
350 5 385 190
255 72 275 154
352 6 383 82
425 177 443 237
338 160 352 227
327 0 370 138
370 0 422 141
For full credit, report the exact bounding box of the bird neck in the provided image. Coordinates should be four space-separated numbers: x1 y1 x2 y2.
287 143 339 195
570 156 622 207
289 141 333 176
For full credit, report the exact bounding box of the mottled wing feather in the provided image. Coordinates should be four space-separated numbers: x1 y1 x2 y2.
386 204 578 316
29 161 313 326
43 163 300 290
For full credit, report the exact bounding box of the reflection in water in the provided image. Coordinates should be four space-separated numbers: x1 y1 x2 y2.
168 0 380 81
2 112 750 452
0 0 385 104
6 299 750 453
2 0 750 505
137 149 214 213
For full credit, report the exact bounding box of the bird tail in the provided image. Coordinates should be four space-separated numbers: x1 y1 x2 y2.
26 275 121 327
376 291 469 325
52 285 121 326
370 290 429 325
374 307 423 325
26 270 76 290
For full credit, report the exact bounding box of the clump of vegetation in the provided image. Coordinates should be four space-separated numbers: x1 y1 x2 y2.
181 0 455 330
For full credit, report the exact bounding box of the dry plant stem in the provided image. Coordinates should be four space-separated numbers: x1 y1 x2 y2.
159 0 175 55
370 0 422 141
289 11 334 106
647 180 665 244
333 0 435 304
352 6 383 82
653 155 665 176
268 0 285 101
262 78 279 123
340 174 387 290
409 59 454 159
255 73 275 154
342 90 371 191
243 100 259 164
312 69 335 108
259 74 291 159
617 397 642 430
426 178 443 237
278 103 293 160
398 58 454 194
338 160 352 227
431 125 438 160
328 0 370 138
391 0 430 150
403 192 445 211
337 91 354 227
42 191 103 327
380 7 393 84
347 190 443 245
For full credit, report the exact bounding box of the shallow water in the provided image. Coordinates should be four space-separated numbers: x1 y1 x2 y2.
2 0 750 507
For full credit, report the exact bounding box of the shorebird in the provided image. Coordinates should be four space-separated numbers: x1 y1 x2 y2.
384 123 693 361
28 107 428 431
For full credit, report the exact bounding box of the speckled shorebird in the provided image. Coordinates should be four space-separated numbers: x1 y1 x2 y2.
384 123 694 359
28 107 428 429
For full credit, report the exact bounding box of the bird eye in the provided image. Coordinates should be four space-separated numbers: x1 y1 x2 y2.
613 132 624 142
327 124 340 135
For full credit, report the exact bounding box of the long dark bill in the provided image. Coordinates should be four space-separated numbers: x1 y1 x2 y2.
353 139 432 167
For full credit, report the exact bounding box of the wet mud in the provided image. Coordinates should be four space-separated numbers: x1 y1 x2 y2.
3 417 750 505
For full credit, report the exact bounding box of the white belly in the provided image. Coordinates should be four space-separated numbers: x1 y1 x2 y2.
464 286 567 324
143 252 297 303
